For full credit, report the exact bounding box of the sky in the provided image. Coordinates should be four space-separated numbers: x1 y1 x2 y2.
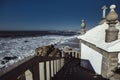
0 0 120 31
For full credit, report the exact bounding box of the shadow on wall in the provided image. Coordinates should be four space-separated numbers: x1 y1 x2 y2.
80 59 95 74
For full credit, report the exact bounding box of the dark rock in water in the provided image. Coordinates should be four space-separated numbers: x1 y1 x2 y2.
24 40 29 43
1 60 8 64
0 65 6 70
3 56 17 60
1 56 17 64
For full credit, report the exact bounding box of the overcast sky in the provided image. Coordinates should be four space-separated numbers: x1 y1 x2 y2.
0 0 120 31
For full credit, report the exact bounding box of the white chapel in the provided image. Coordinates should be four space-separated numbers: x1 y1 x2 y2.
78 4 120 80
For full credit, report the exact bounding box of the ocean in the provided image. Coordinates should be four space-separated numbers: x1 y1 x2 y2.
0 30 79 69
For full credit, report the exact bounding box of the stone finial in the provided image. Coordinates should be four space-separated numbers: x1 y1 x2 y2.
102 5 107 18
105 4 119 42
106 4 118 21
80 19 86 35
81 19 86 29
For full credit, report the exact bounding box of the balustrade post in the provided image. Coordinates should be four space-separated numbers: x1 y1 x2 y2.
75 52 77 58
53 60 56 75
46 61 50 80
51 60 54 77
61 59 63 68
39 62 45 80
58 59 59 71
59 59 61 71
58 59 60 71
55 60 57 74
53 60 55 76
56 60 58 72
63 59 65 66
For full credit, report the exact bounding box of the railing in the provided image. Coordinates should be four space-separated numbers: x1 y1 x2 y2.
0 56 65 80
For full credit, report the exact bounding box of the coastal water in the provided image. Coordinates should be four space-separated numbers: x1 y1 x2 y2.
0 31 79 69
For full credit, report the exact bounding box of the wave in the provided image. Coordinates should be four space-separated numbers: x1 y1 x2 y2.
0 35 78 69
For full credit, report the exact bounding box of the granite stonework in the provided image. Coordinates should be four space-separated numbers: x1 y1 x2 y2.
80 29 86 35
99 18 106 25
105 29 119 42
80 39 120 80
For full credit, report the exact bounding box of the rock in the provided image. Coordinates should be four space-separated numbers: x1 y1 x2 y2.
35 44 61 57
35 45 54 56
24 40 29 43
1 56 17 64
49 48 61 57
3 56 17 60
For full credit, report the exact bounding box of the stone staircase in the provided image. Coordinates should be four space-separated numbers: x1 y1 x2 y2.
51 58 108 80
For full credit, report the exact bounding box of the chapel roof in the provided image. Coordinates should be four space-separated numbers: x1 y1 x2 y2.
78 22 120 52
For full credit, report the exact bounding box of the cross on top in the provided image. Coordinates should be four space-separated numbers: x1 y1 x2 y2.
102 5 107 10
102 5 107 18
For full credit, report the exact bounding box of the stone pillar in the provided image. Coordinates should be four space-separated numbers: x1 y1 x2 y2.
51 60 54 77
54 60 56 75
80 19 86 35
102 4 120 80
101 52 119 80
99 5 107 24
25 70 33 80
39 62 45 80
75 52 77 58
46 61 50 80
105 5 119 42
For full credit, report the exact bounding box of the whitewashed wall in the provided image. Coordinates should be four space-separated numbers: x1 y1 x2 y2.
118 53 120 63
81 43 102 74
